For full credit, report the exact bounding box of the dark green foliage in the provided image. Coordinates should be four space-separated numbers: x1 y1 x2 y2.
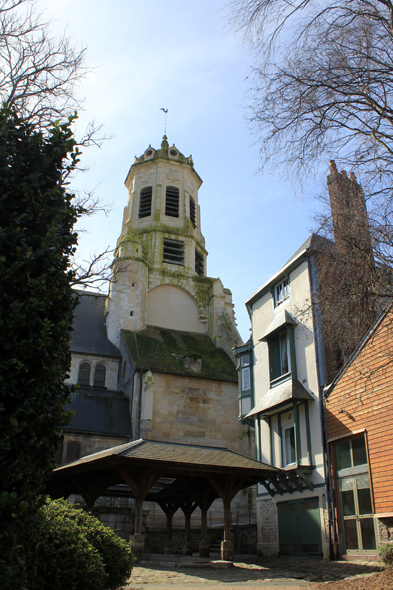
28 499 135 590
0 107 81 587
378 543 393 567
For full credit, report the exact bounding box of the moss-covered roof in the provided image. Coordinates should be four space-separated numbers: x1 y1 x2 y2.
121 326 237 382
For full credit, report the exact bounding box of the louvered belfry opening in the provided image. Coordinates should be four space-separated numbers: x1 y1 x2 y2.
195 249 204 276
190 196 196 228
165 186 179 217
163 238 184 265
139 186 152 218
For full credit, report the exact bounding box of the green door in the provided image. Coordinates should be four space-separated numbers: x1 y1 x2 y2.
278 498 322 556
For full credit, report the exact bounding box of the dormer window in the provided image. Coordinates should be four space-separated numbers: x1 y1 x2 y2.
190 197 196 228
139 186 152 218
274 278 289 305
165 186 179 217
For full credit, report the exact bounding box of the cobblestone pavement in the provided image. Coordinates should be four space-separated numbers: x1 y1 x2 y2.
125 554 382 590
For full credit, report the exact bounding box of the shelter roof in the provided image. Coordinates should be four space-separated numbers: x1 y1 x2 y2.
71 292 121 358
47 439 279 503
122 326 237 382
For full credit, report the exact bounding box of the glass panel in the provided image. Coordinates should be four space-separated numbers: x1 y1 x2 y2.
299 500 319 511
335 440 351 470
344 519 359 550
241 367 250 391
279 333 289 375
78 363 90 386
352 437 367 466
342 490 356 516
360 518 376 550
284 426 296 465
278 503 295 513
241 355 250 367
241 397 252 416
93 364 106 388
357 488 373 515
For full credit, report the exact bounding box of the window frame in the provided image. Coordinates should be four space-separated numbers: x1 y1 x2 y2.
269 330 291 384
274 278 289 306
93 364 106 388
282 423 296 467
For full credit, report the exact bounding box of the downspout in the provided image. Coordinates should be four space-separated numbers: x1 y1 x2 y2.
133 331 144 440
308 252 335 560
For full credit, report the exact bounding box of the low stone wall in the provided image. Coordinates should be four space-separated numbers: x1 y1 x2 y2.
234 524 257 554
145 527 223 554
145 524 257 554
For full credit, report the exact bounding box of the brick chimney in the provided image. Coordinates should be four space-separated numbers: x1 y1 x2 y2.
327 160 373 261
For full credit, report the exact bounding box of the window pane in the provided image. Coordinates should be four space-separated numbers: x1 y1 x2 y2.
55 443 63 466
94 364 106 388
241 367 250 391
284 426 296 465
352 437 367 466
241 397 252 416
341 490 356 516
335 440 351 470
241 355 250 367
344 519 359 550
279 333 289 374
360 518 376 550
78 363 90 386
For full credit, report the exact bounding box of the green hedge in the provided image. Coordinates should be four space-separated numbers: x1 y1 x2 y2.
27 499 135 590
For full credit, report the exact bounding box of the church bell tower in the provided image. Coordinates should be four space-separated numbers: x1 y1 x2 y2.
105 136 242 358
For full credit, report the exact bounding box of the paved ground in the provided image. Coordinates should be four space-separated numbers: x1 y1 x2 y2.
125 554 383 590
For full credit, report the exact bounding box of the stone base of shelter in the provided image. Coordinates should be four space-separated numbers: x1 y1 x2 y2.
130 533 145 560
221 540 234 561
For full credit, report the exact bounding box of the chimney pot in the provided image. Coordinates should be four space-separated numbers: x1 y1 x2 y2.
350 172 357 183
329 160 337 173
340 170 348 178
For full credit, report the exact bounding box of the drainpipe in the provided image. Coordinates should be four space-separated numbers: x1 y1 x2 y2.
308 253 335 559
136 369 144 439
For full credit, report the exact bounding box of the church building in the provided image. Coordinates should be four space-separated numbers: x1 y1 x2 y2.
58 136 253 539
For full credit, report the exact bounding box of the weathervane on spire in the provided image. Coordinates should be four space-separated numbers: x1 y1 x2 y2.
160 107 168 136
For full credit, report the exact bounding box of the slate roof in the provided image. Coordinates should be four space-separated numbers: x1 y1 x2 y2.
63 390 132 437
55 438 278 474
122 325 237 382
71 292 121 358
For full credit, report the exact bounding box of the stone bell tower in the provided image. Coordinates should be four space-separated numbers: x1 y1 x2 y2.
105 136 242 358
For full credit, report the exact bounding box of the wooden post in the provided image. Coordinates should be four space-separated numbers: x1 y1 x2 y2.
73 480 107 513
158 500 180 554
118 468 158 560
207 476 247 561
179 498 197 556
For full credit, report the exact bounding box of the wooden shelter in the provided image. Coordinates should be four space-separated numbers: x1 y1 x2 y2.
47 438 279 559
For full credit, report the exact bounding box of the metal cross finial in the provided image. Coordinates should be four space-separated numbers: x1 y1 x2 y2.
160 108 168 135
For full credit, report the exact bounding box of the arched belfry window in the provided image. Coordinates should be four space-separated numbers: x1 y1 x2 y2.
190 196 196 228
139 186 152 218
66 441 81 463
165 186 179 217
78 363 90 386
94 364 106 388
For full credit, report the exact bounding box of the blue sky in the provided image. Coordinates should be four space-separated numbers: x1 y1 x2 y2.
37 0 326 340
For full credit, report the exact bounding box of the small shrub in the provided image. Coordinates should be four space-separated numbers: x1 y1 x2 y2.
27 499 135 590
378 543 393 567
